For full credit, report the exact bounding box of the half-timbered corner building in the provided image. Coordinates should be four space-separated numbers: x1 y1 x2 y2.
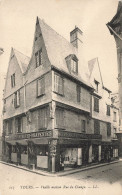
2 17 119 172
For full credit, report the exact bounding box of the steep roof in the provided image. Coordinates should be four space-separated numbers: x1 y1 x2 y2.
38 18 92 88
13 48 30 74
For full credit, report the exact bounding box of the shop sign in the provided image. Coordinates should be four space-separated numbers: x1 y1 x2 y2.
5 130 52 141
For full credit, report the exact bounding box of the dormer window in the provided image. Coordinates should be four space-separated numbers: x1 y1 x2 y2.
35 49 42 67
65 54 78 74
94 80 99 92
71 59 78 73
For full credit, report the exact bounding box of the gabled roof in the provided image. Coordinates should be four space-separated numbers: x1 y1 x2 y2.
38 18 92 88
13 48 30 74
88 58 103 85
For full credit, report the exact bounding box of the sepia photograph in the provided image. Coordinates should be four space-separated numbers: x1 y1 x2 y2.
0 0 122 195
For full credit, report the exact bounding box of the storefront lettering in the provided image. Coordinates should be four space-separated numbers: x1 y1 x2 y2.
5 131 52 141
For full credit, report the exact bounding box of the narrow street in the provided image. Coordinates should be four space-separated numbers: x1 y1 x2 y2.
0 161 122 195
65 161 122 184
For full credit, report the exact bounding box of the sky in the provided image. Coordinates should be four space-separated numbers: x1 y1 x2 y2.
0 0 119 113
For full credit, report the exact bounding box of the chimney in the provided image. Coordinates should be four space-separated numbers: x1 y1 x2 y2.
70 26 83 48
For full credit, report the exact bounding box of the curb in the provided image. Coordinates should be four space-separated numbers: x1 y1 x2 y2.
57 160 119 176
0 160 120 177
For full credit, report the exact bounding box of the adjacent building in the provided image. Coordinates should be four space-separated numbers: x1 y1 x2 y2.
2 17 119 172
107 0 122 157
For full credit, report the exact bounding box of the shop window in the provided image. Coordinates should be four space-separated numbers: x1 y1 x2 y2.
54 73 64 95
35 49 42 67
94 97 99 112
94 119 100 135
15 117 22 133
37 77 45 97
11 73 15 88
107 123 111 137
56 108 65 129
81 120 86 133
106 105 110 116
77 85 81 102
38 107 48 130
14 90 20 108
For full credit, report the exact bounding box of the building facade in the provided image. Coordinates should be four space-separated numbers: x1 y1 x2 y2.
107 0 122 157
2 17 119 172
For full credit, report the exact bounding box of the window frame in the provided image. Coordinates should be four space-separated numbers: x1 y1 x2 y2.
71 58 78 73
94 97 99 112
81 119 86 133
11 73 15 88
106 105 111 116
15 117 23 133
113 111 117 122
54 73 64 96
94 119 100 135
35 49 43 68
14 90 20 108
77 85 81 102
107 122 111 137
38 107 48 130
37 77 45 97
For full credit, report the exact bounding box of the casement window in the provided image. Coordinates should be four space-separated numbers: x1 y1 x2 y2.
37 77 45 97
81 120 86 133
11 73 15 88
54 73 64 95
56 108 64 129
94 119 100 135
94 80 99 92
94 97 99 112
14 90 20 108
77 85 81 102
35 49 42 67
106 105 110 116
113 111 117 122
15 117 22 133
71 59 78 73
107 123 111 137
38 108 48 129
8 119 13 134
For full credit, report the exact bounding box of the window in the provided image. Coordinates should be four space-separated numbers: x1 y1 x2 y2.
77 85 81 102
113 128 117 138
14 90 20 108
11 73 15 87
8 119 13 134
54 73 64 95
113 112 117 122
94 119 100 134
94 97 99 112
71 59 78 73
38 108 48 129
107 123 111 137
81 120 86 133
106 105 110 116
35 49 42 67
94 80 99 92
56 108 64 129
37 77 45 97
15 117 22 133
